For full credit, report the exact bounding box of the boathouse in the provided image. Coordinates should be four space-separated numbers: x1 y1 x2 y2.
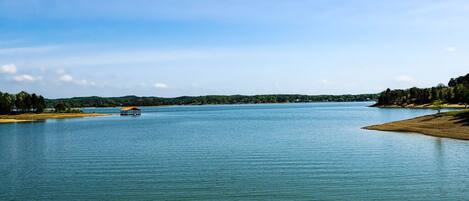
120 106 141 116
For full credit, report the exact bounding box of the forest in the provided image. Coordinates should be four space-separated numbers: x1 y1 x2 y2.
375 73 469 107
0 91 46 114
46 94 379 108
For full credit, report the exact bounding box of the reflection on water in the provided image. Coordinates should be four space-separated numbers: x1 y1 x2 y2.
434 138 444 162
1 102 469 201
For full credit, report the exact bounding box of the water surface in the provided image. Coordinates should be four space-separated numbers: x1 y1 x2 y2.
1 102 469 200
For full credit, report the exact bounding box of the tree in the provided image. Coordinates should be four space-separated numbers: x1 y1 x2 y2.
431 87 439 101
462 88 469 109
0 92 14 114
453 84 466 104
432 100 444 114
15 91 32 113
31 93 39 112
436 83 446 88
375 73 469 107
29 94 46 113
36 96 46 113
448 78 457 87
54 102 67 112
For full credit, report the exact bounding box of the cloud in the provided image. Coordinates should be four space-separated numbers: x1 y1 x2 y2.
1 64 17 74
58 73 95 86
75 79 96 86
13 74 41 82
154 83 168 89
0 45 60 55
396 75 414 82
59 74 74 82
445 47 456 52
319 79 329 84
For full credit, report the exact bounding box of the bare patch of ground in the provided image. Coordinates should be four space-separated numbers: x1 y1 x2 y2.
364 110 469 140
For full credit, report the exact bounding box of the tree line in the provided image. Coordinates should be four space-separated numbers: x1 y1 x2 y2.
46 94 379 108
375 73 469 107
0 91 81 114
0 91 46 114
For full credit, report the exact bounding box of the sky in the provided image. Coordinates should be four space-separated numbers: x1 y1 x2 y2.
0 0 468 98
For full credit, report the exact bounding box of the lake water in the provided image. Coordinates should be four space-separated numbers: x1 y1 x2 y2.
1 102 469 200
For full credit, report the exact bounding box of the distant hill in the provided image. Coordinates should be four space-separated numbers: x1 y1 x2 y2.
46 94 379 108
374 73 469 107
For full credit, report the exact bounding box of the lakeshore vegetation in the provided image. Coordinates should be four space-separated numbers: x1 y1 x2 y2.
366 73 469 140
0 91 108 123
0 91 79 114
45 94 379 108
374 73 469 107
0 91 46 114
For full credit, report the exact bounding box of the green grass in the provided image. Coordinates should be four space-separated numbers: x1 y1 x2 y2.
445 109 469 116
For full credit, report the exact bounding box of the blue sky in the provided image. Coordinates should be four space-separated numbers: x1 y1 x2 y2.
1 0 468 98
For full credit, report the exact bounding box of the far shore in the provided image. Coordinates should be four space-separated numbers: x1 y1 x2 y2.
77 101 377 109
0 113 111 124
372 103 467 109
363 110 469 140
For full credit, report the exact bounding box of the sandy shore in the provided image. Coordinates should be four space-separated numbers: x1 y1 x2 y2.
0 113 110 124
364 110 469 140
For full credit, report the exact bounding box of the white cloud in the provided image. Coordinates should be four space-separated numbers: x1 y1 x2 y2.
446 47 456 52
319 79 329 84
59 74 74 82
154 83 168 89
0 45 59 54
13 74 41 82
76 79 96 86
58 73 95 86
396 75 414 82
1 64 17 74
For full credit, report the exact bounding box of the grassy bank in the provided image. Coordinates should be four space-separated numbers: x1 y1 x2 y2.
373 103 467 109
0 113 110 124
364 110 469 140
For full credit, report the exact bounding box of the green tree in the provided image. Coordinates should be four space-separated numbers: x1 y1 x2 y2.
448 78 457 87
15 91 32 113
29 94 46 113
0 92 15 114
462 88 469 109
431 87 439 101
432 100 445 114
36 96 46 113
31 93 39 112
54 102 67 112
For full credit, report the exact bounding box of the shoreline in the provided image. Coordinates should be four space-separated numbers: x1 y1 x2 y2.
372 103 467 109
363 110 469 140
0 113 111 124
79 101 377 109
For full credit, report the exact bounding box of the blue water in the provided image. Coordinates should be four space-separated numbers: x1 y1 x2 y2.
1 102 469 200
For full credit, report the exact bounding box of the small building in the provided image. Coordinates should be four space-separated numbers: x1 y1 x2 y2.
120 106 141 116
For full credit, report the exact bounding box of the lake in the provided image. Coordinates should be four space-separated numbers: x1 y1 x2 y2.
1 102 469 200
